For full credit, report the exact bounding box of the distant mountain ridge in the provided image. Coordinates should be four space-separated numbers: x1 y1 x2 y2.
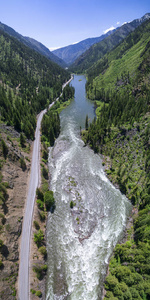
0 22 66 68
52 29 116 65
70 13 150 73
53 13 150 67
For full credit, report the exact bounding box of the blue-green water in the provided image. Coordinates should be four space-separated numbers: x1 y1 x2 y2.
46 75 131 300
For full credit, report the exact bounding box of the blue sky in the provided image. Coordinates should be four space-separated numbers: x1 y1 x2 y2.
1 0 150 50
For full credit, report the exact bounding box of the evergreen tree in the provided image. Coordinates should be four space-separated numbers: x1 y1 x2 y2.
85 115 89 130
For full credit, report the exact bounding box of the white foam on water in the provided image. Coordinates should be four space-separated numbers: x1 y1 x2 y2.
47 142 131 299
46 75 132 300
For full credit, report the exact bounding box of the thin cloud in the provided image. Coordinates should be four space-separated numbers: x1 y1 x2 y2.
72 41 79 45
117 21 120 25
49 41 79 51
49 46 62 51
122 21 128 25
103 26 115 34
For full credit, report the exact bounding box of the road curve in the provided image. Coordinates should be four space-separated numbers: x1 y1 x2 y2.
18 76 73 300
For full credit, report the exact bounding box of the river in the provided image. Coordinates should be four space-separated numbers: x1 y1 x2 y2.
46 74 131 300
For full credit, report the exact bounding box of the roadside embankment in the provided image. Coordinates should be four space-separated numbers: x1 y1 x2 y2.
0 125 32 300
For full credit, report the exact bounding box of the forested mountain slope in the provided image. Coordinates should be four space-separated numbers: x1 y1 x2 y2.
71 13 150 73
52 29 116 65
0 23 70 299
0 21 66 68
86 18 150 100
82 18 150 300
0 28 70 140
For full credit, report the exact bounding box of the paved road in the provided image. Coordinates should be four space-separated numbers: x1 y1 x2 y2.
18 76 73 300
18 107 46 300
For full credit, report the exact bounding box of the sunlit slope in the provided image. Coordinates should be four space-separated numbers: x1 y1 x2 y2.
86 19 150 99
71 13 150 73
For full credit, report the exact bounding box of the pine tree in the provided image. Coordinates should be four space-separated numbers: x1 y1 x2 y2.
85 115 88 130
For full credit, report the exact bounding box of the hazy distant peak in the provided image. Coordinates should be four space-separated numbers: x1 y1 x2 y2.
141 12 150 20
52 29 116 65
53 13 150 66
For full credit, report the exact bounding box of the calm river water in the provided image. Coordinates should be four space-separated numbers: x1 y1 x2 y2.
46 74 131 300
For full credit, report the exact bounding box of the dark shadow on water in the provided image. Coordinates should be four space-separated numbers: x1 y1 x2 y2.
50 203 56 214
